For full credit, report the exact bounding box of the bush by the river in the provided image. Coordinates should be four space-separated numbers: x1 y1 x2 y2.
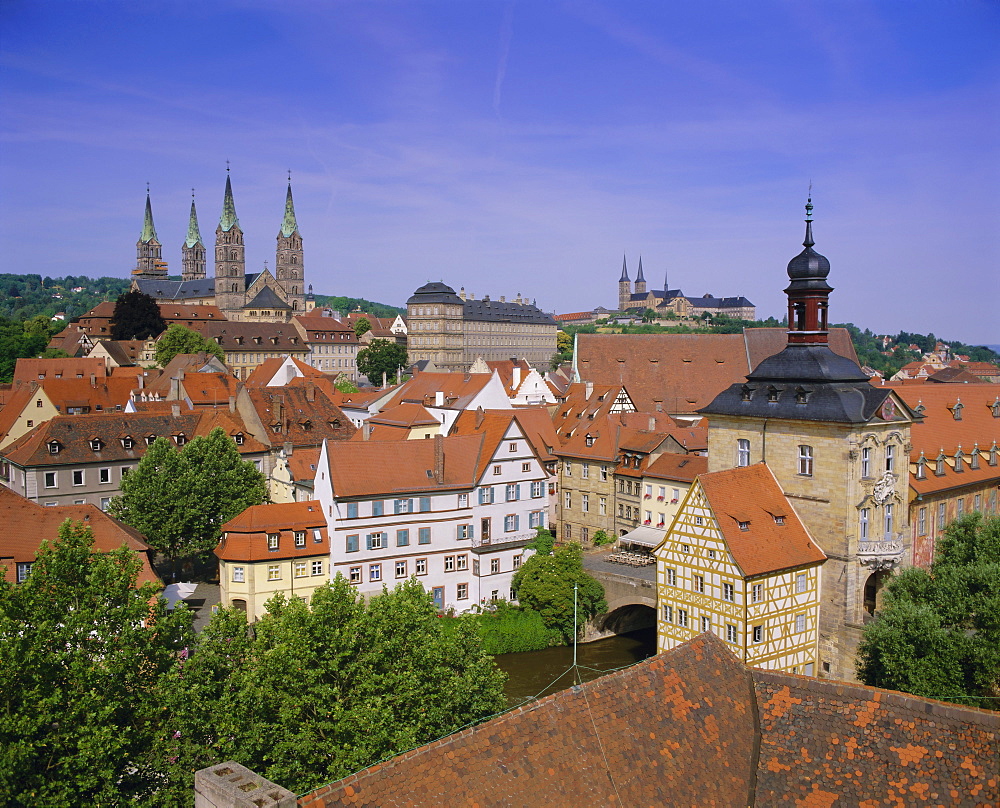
461 600 561 654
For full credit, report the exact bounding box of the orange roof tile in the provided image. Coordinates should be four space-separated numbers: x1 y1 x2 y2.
217 501 328 562
645 452 707 482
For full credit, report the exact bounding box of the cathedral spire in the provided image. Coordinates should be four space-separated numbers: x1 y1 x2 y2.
619 254 630 282
280 177 299 237
635 256 645 283
185 192 204 248
219 171 240 232
140 188 157 244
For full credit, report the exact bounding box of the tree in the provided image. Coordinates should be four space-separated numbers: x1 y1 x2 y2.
592 529 614 547
155 577 506 797
353 316 372 338
857 513 1000 705
512 542 606 643
110 428 267 566
526 526 555 556
333 374 359 394
356 338 408 385
111 290 166 340
0 520 193 805
154 323 225 367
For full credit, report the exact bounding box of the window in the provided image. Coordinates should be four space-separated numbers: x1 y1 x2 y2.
694 575 705 593
644 484 652 499
707 549 716 559
294 531 306 548
394 498 413 514
457 583 468 599
458 493 468 508
859 508 870 541
677 609 688 628
122 437 134 450
267 533 280 550
955 452 964 473
564 461 572 476
311 560 323 576
599 497 607 515
267 565 281 581
457 524 473 540
681 544 690 553
395 560 407 578
726 624 738 643
508 441 518 453
44 471 57 489
796 573 807 593
366 533 384 550
883 503 894 539
347 502 358 519
294 561 308 578
694 516 703 526
369 563 382 582
48 441 60 455
100 497 110 511
444 556 455 572
529 510 545 528
419 527 431 545
580 464 589 480
419 497 432 512
564 491 572 509
957 498 964 518
723 582 734 602
795 613 806 633
346 534 359 553
396 529 409 547
938 502 946 529
504 514 519 532
736 439 750 467
918 507 927 536
99 468 111 484
232 566 245 583
456 555 468 571
349 566 362 583
700 616 711 633
505 483 520 501
564 523 572 539
666 568 677 586
861 447 871 478
513 554 522 569
490 558 500 574
415 558 427 575
751 583 764 603
582 494 589 513
479 487 494 505
752 625 763 643
600 466 608 481
797 445 813 476
493 465 502 476
72 469 84 486
661 604 673 623
885 445 895 473
974 494 981 511
372 500 384 517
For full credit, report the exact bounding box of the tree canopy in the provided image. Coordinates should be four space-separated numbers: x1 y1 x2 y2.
333 374 360 394
110 427 267 563
0 520 193 805
156 577 507 796
353 316 372 337
0 314 57 382
154 323 225 367
512 541 606 643
356 338 408 385
856 513 1000 705
111 290 166 340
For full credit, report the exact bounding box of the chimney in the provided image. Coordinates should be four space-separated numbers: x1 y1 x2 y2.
648 416 655 431
90 374 97 388
137 374 144 390
305 381 315 402
434 433 444 484
363 422 372 441
229 395 236 413
459 287 467 300
585 381 594 399
475 406 485 429
435 391 445 407
283 441 293 456
512 363 521 390
171 403 180 418
500 295 505 303
275 401 283 422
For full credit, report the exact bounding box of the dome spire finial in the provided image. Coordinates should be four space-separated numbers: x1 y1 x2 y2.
803 184 815 248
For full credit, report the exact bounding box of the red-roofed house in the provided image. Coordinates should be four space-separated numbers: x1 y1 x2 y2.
655 463 826 673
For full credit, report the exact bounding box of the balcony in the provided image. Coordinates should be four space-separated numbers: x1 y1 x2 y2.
857 536 904 572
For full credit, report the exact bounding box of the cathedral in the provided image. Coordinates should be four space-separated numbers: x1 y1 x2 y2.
130 172 310 322
617 255 755 320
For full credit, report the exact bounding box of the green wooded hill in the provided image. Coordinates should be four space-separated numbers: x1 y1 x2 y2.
0 274 130 322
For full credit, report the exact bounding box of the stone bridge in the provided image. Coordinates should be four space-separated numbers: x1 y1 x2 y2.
581 553 658 643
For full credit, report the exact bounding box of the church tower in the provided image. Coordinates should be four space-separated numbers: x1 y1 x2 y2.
699 198 917 682
181 192 207 282
275 178 305 313
214 171 246 319
618 254 631 311
132 190 167 279
634 256 647 296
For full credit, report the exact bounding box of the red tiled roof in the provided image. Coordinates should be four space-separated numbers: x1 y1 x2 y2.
368 402 440 428
246 385 356 448
383 373 496 411
216 501 328 562
0 485 159 586
697 463 826 577
244 357 327 387
645 452 707 482
450 407 560 464
286 448 321 483
14 357 108 384
300 633 1000 807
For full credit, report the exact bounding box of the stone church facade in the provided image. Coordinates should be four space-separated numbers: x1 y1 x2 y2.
131 173 310 323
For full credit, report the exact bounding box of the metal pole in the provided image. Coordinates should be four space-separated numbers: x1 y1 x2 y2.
573 581 579 670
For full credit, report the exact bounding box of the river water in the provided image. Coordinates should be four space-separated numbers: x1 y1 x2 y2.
492 627 657 708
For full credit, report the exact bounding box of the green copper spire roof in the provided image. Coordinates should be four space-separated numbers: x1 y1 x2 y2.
185 195 204 248
219 173 240 232
140 191 158 244
280 181 299 237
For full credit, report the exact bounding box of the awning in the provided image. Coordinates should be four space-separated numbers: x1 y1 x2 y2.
619 525 664 548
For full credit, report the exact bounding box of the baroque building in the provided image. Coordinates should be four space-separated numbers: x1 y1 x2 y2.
698 199 920 682
132 172 310 323
406 282 557 373
617 254 755 319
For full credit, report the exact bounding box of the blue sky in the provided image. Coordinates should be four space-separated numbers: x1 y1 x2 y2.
1 1 997 344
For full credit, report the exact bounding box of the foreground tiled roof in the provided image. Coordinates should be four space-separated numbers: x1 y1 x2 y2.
644 451 707 482
217 501 328 562
299 633 1000 807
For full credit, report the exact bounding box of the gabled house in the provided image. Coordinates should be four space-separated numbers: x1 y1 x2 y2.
378 371 512 433
655 463 826 674
550 381 636 442
468 357 558 406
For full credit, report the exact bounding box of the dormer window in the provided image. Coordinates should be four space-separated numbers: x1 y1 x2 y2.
585 434 594 447
951 400 964 421
47 440 61 455
234 433 245 446
737 520 750 531
145 435 157 446
89 439 103 452
740 384 753 402
970 446 980 470
991 398 1000 418
954 449 964 473
990 442 998 466
774 515 785 525
254 336 262 344
122 436 134 450
767 386 780 403
935 451 946 476
915 454 927 479
794 386 810 405
175 434 186 446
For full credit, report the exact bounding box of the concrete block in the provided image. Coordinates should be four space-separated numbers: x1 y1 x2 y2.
194 762 296 808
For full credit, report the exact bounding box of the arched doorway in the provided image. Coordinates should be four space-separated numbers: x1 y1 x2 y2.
863 571 888 618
